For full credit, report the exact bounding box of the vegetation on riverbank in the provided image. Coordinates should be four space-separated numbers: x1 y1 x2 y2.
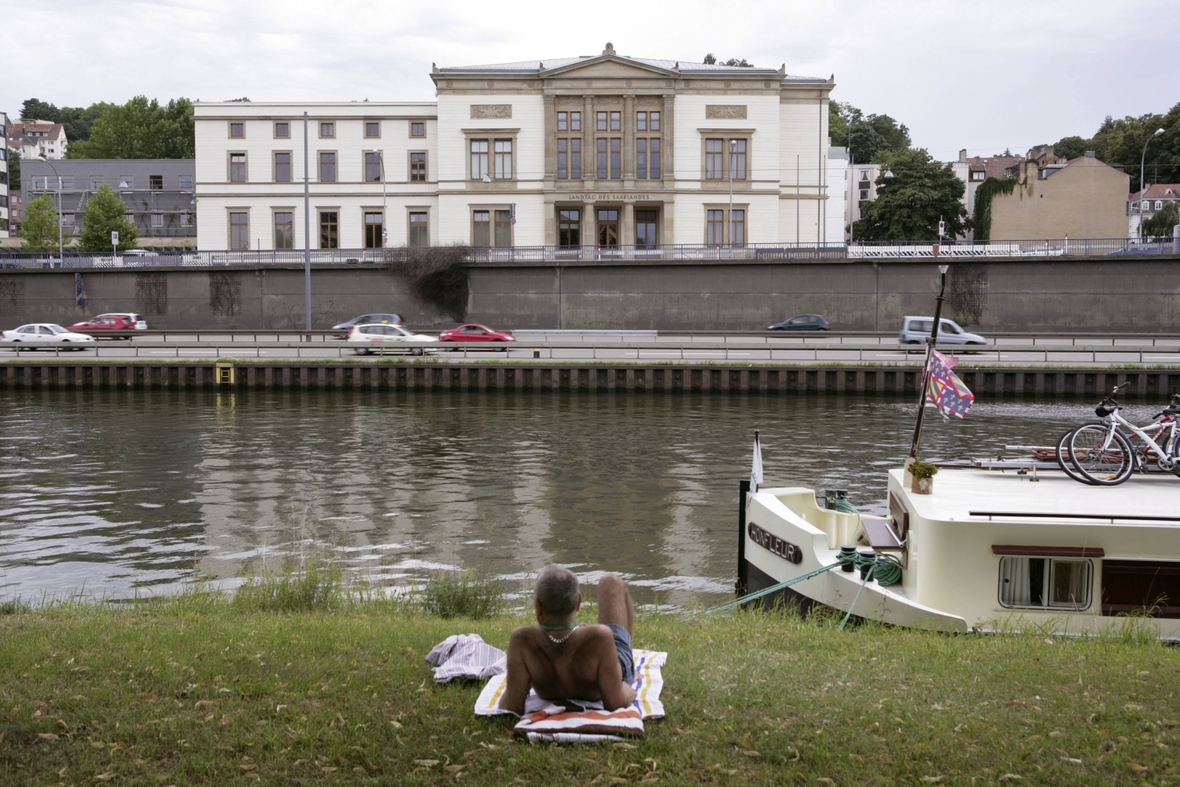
1 584 1176 786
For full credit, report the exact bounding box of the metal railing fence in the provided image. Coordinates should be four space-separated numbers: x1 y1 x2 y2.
1 237 1177 270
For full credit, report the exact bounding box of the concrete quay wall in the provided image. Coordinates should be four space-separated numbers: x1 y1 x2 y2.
2 361 1177 399
1 256 1178 333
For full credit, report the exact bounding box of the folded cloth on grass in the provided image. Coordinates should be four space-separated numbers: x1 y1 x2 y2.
424 634 506 683
473 649 667 743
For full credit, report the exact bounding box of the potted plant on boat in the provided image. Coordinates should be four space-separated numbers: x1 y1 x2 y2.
909 461 938 494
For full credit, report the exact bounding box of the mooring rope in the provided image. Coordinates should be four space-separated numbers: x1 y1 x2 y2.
704 497 904 619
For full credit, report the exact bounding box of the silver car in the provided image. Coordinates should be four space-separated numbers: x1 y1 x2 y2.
1 323 97 350
898 316 985 345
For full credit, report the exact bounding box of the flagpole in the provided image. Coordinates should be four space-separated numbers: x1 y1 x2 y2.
908 264 950 460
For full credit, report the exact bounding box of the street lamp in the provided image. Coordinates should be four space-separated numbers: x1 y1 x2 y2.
728 139 737 247
38 155 64 259
1139 128 1165 238
368 149 388 247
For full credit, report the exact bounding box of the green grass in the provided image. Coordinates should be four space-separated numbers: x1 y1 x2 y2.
0 593 1177 786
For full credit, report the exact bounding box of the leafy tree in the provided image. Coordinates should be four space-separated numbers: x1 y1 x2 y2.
1141 201 1179 238
20 98 59 122
702 54 753 67
829 102 911 163
77 184 138 252
68 96 194 159
8 150 19 189
852 148 969 241
20 194 61 253
1053 135 1088 160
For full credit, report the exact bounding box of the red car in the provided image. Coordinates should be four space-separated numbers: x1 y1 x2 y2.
67 315 138 339
438 323 516 344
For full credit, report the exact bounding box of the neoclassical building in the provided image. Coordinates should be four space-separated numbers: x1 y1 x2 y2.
194 44 834 251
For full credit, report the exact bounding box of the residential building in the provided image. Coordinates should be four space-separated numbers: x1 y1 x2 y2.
22 159 197 248
194 44 836 250
845 162 882 239
0 110 8 237
8 190 20 235
988 152 1129 240
949 150 1023 234
1128 184 1180 237
7 119 68 160
826 146 847 243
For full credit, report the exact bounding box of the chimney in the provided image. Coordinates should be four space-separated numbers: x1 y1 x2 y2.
959 149 967 163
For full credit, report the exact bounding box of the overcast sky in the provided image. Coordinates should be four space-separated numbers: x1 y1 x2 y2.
6 0 1176 161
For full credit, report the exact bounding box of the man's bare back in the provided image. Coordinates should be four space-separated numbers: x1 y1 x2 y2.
499 570 637 715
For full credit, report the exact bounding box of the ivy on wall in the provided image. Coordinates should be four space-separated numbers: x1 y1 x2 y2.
971 176 1020 241
386 245 470 322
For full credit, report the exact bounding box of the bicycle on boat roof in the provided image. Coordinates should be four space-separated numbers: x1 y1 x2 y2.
1055 383 1180 486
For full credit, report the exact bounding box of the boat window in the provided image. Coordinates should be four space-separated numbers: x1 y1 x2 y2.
998 557 1091 610
1102 560 1180 618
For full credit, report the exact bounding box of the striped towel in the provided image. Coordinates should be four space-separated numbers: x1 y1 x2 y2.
474 649 667 743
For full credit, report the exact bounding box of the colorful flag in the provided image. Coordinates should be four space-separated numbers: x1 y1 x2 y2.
927 349 975 418
750 432 763 492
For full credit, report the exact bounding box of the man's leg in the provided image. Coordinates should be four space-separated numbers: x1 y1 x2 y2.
597 574 634 636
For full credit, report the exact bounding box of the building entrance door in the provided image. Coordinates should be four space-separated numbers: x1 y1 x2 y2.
636 209 658 248
597 209 619 248
558 209 581 247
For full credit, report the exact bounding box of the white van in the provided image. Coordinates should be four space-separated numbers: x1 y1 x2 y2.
898 316 985 345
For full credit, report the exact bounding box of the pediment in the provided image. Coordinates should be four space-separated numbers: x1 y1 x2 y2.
543 57 677 80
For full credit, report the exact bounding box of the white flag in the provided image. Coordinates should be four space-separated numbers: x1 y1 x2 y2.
750 432 763 493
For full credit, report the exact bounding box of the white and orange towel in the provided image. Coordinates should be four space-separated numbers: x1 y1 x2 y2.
474 649 667 743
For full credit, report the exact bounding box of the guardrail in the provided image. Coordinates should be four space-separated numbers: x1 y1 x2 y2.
3 236 1177 270
4 340 1178 365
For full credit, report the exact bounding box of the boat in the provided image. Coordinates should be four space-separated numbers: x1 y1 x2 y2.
740 464 1180 640
736 264 1180 641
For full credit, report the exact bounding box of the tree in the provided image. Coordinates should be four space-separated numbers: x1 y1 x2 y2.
1141 201 1179 238
1053 135 1088 160
852 148 969 241
20 194 60 253
702 54 753 67
20 98 59 122
829 102 911 163
8 150 19 189
77 185 138 252
69 96 194 159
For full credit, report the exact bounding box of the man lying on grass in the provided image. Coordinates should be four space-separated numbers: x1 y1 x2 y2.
499 565 637 715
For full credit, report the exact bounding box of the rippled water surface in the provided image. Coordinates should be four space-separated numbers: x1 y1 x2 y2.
0 388 1111 607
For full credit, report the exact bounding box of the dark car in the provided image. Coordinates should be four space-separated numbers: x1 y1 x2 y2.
768 314 831 331
331 313 404 337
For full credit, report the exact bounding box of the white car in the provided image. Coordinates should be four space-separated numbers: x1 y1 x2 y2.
346 324 438 355
1 323 97 350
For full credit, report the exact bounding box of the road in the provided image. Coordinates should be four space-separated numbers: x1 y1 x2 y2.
2 331 1179 366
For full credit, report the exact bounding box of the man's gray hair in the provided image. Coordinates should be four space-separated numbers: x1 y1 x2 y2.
534 564 579 616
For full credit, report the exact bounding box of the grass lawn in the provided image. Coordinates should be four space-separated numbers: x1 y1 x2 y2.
1 597 1177 786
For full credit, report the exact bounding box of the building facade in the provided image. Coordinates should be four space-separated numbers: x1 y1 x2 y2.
989 152 1129 240
22 159 197 249
194 45 835 251
7 119 68 160
0 111 8 237
1128 184 1180 237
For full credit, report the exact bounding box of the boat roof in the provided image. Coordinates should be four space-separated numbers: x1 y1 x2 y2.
893 467 1180 526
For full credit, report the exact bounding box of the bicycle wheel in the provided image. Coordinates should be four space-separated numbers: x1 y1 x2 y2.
1069 425 1134 485
1055 426 1096 484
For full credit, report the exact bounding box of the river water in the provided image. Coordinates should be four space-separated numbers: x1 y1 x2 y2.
0 389 1114 608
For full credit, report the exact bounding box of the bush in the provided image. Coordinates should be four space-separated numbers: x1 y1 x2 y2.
232 560 344 613
418 569 504 619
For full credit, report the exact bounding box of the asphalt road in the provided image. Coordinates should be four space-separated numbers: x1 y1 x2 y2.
2 332 1179 366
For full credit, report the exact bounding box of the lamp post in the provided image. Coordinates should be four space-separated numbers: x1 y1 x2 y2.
368 149 387 247
1139 128 1165 238
847 118 855 244
728 139 737 248
38 156 64 259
